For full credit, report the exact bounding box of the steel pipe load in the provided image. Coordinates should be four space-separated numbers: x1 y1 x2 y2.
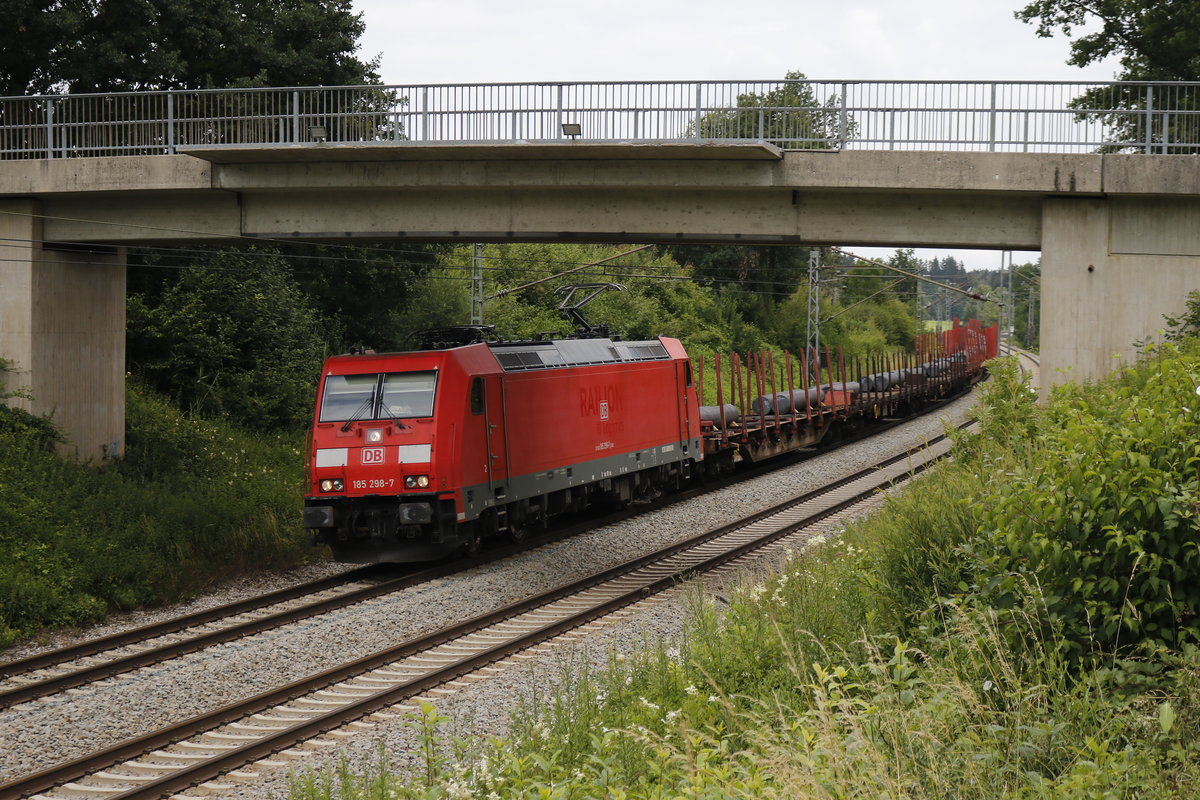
823 381 860 396
790 386 825 408
699 404 741 428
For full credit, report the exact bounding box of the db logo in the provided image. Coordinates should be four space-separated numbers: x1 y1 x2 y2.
361 447 386 465
599 401 610 420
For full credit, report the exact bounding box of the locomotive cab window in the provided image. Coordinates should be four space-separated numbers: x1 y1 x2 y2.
319 370 438 422
380 371 437 418
319 374 378 422
470 377 484 415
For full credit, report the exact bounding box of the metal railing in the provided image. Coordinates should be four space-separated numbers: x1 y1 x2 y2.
2 79 1199 159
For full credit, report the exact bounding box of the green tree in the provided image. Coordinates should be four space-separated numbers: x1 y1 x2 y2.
282 242 442 353
1017 0 1200 80
692 71 851 148
1011 261 1041 349
126 249 326 429
1016 1 1200 150
0 0 378 95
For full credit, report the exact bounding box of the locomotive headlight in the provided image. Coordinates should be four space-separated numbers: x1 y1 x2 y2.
404 475 431 489
365 428 384 443
319 478 345 492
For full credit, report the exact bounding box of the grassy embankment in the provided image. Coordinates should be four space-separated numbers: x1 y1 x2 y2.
290 344 1200 798
0 381 309 649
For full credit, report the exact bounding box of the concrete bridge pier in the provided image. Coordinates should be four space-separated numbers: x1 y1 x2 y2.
0 199 126 459
1040 196 1200 391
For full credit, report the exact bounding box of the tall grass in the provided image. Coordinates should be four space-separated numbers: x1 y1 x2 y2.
0 382 310 648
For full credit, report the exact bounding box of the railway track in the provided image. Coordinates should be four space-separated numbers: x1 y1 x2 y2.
0 425 966 800
0 454 843 709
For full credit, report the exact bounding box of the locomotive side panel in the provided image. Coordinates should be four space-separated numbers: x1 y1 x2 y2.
501 360 678 472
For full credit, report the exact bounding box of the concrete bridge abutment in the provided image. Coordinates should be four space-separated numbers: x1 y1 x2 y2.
0 199 126 460
1040 195 1200 391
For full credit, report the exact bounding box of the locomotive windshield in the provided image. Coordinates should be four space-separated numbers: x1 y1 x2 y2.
319 371 437 422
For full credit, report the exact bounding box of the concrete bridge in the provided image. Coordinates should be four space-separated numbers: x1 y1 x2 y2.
2 79 1200 458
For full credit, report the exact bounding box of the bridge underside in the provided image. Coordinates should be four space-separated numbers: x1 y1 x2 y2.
2 144 1200 456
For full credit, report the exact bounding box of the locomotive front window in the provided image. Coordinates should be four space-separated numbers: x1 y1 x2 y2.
319 374 378 422
318 371 437 422
380 371 437 418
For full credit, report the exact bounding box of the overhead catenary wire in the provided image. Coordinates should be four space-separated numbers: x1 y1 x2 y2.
828 246 1002 305
485 245 655 299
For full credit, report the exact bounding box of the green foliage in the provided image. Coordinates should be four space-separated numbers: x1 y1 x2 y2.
1016 0 1200 80
0 382 307 648
1012 261 1042 350
127 249 326 429
970 345 1200 657
281 242 444 353
1163 290 1200 342
1017 1 1200 151
692 70 851 148
1 0 378 95
0 357 62 451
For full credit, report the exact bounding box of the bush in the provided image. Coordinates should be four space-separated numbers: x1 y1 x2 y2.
0 382 309 648
126 249 325 429
970 345 1200 658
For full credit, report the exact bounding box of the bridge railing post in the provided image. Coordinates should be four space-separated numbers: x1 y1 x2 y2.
45 98 54 159
1144 84 1154 154
422 86 429 142
838 83 848 149
166 89 175 154
556 84 564 140
291 90 300 144
988 82 997 152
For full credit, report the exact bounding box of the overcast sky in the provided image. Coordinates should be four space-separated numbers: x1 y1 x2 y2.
351 0 1121 270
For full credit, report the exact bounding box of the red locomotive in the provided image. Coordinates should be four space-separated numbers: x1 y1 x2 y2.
304 286 997 564
303 328 702 562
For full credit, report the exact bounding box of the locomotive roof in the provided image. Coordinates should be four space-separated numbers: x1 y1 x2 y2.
487 337 672 372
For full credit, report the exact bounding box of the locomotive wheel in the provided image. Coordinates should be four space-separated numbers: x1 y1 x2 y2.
461 526 482 558
509 520 528 544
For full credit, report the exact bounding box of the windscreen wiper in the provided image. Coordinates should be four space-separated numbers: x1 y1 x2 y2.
378 401 409 429
340 394 375 432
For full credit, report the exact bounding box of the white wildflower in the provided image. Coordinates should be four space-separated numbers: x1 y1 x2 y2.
664 709 681 723
684 684 698 695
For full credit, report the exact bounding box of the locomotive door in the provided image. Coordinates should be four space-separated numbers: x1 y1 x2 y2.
677 359 694 451
483 374 508 496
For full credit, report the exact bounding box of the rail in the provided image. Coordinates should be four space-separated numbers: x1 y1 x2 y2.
2 79 1199 159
